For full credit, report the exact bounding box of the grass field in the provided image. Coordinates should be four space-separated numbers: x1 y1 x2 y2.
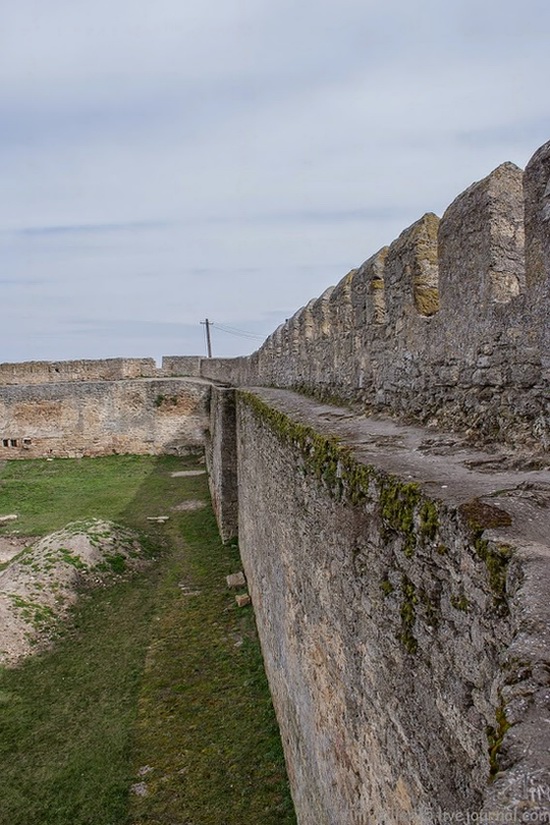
0 454 296 825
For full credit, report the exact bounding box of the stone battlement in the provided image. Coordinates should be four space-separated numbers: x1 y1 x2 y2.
203 140 550 450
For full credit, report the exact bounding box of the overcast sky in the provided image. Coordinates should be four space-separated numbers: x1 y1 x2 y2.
1 0 549 363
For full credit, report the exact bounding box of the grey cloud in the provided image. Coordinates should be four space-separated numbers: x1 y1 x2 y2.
455 117 550 150
1 0 549 361
67 318 198 337
15 221 170 237
0 278 49 286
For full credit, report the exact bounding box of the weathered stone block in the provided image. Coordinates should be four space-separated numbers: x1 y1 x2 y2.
384 212 440 325
226 571 246 589
525 139 550 291
161 355 202 377
438 162 525 313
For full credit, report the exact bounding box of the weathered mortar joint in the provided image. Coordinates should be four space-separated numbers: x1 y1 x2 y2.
399 574 419 654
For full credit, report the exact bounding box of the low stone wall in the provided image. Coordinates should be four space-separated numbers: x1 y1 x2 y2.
0 355 213 386
0 378 210 458
0 357 158 385
161 355 203 378
209 385 550 824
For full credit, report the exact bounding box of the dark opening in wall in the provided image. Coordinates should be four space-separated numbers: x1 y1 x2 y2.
1 438 28 448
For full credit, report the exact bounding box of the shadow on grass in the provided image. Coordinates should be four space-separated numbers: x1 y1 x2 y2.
0 453 296 825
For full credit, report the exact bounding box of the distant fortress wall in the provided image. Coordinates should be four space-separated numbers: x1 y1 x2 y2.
0 356 204 386
0 357 158 385
0 357 209 458
0 375 209 459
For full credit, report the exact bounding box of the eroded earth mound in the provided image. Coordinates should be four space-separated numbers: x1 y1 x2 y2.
0 519 148 666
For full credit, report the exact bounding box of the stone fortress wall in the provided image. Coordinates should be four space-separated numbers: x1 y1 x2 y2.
226 390 550 824
1 140 550 824
203 141 550 824
210 387 550 825
0 357 208 458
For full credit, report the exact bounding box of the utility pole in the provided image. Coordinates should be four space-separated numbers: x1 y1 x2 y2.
200 318 213 358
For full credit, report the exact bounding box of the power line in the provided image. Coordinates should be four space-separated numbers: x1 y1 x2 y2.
211 323 264 340
199 319 264 358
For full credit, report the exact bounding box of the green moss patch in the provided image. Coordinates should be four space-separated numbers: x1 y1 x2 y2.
240 392 442 562
459 499 512 530
487 704 511 780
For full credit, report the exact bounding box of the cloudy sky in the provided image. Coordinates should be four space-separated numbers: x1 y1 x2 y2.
2 0 549 363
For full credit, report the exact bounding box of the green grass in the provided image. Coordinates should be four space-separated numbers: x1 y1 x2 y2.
0 574 159 825
0 455 161 536
0 454 296 825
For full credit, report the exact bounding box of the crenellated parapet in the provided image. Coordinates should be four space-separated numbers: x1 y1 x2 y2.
212 140 550 449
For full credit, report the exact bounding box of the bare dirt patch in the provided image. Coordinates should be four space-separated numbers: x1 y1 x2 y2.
0 519 149 667
172 500 206 512
0 535 31 565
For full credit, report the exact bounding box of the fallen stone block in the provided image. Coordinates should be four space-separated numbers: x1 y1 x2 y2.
235 593 251 608
226 571 246 588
